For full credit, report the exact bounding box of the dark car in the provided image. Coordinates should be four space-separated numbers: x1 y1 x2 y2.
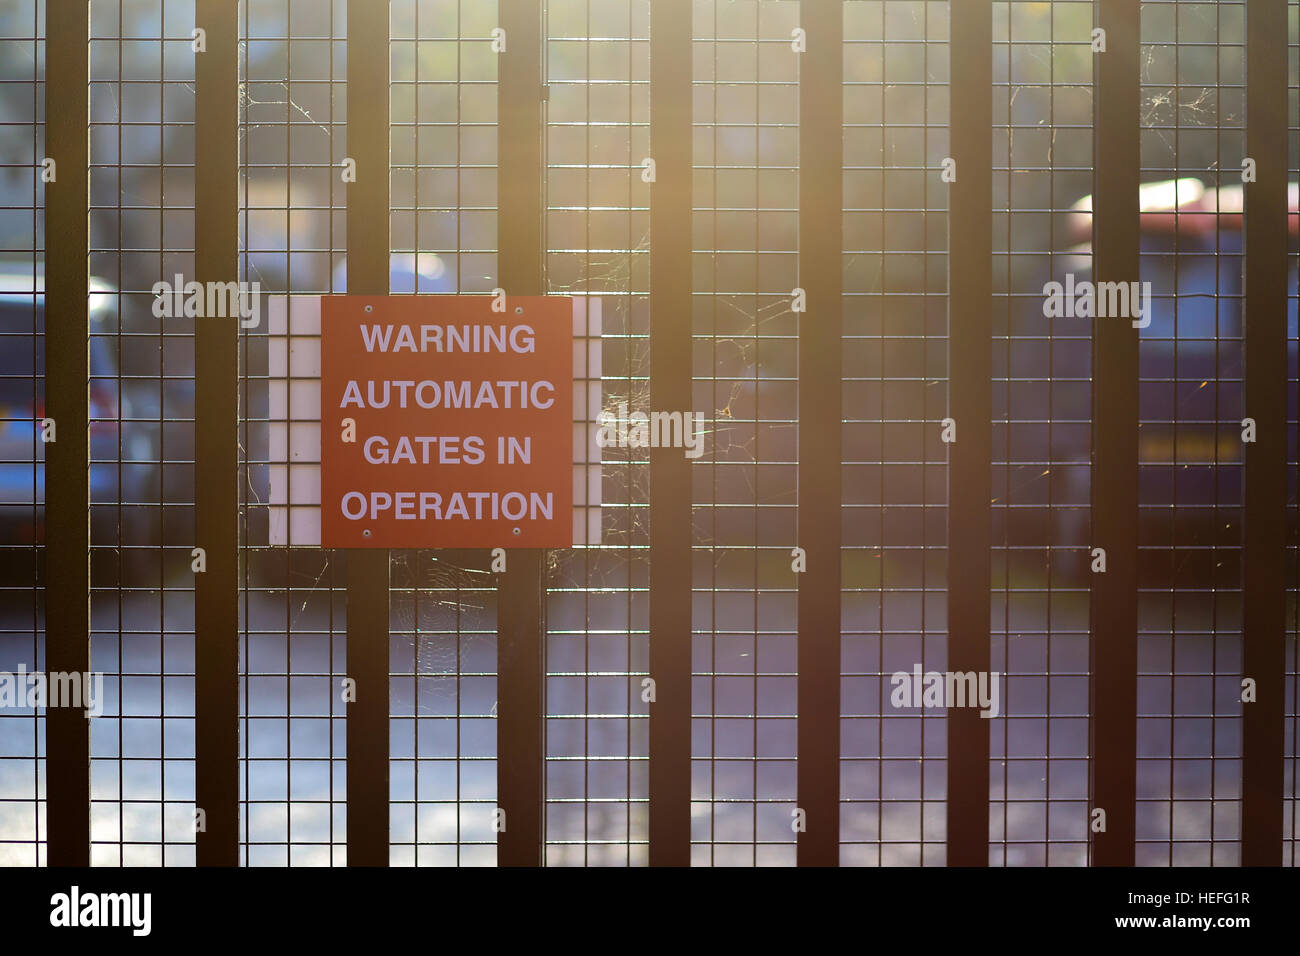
1050 178 1299 557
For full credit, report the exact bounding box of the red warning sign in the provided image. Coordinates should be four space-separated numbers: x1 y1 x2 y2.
320 295 573 548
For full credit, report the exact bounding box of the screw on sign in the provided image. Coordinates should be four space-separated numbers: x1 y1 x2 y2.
320 295 574 549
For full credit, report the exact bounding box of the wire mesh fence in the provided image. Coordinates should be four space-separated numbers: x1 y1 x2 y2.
0 0 1295 868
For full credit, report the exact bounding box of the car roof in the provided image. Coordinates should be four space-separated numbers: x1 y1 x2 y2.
1067 177 1299 243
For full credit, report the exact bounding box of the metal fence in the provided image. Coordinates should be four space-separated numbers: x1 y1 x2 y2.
0 0 1296 867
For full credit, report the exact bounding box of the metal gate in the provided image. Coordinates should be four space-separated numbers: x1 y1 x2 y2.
0 0 1296 867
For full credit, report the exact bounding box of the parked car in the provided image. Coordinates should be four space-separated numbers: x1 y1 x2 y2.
1047 178 1299 560
0 266 160 543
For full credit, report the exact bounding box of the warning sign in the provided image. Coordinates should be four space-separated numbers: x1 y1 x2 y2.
320 295 573 548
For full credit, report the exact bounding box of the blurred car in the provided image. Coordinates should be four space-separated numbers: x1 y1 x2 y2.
0 266 159 542
1050 178 1299 557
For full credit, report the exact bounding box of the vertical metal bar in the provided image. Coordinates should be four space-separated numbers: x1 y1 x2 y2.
345 0 391 867
647 0 692 867
193 0 240 867
1241 0 1288 867
43 0 90 868
496 0 545 867
497 546 544 866
1090 0 1140 867
946 0 992 867
795 0 842 868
